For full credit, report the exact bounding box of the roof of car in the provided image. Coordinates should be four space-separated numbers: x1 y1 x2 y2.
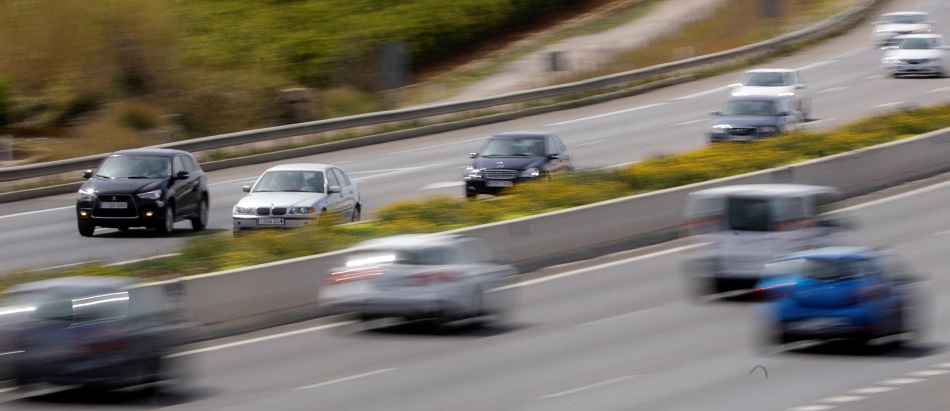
4 276 139 294
111 148 193 157
881 11 928 17
771 247 879 262
893 33 943 39
491 131 554 139
688 184 842 198
352 233 473 250
744 68 796 73
263 163 336 172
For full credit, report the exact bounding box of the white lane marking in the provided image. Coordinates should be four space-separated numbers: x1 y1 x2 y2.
539 375 636 399
106 253 181 267
936 362 950 368
674 86 728 100
820 396 866 403
832 176 950 213
420 181 463 190
351 163 451 182
927 87 950 93
0 205 73 220
27 260 101 272
295 368 398 390
798 60 835 71
167 321 357 357
878 378 924 385
581 308 652 326
865 74 883 80
874 102 905 109
550 103 668 126
805 118 836 127
493 244 703 291
835 48 867 59
819 87 847 94
848 386 897 394
387 136 486 155
601 162 633 169
787 406 836 411
671 119 705 126
575 139 607 147
211 177 258 186
906 369 950 377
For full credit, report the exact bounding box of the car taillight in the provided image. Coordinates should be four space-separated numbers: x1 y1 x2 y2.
324 267 382 285
771 218 813 232
403 270 462 286
683 216 722 235
75 340 128 355
752 281 797 302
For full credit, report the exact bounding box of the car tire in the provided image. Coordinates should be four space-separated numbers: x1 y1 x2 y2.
157 204 175 236
190 196 208 231
351 205 361 222
78 221 95 237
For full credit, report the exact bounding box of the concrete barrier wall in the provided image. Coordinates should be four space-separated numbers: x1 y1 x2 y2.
136 127 950 340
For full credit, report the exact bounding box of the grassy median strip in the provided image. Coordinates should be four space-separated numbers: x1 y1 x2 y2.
4 103 950 289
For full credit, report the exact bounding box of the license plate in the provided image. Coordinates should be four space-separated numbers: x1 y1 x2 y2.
100 201 127 209
486 180 513 187
257 218 285 225
789 317 848 332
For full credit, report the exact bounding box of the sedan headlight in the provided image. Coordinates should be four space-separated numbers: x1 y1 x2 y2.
137 189 162 200
233 206 256 215
520 168 541 178
882 56 903 64
758 126 778 133
464 166 484 178
288 207 317 215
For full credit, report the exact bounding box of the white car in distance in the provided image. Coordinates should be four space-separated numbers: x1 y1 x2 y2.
872 11 934 47
881 34 950 78
729 68 812 120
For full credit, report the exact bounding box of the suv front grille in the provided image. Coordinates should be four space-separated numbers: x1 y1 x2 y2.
91 194 137 218
484 169 518 180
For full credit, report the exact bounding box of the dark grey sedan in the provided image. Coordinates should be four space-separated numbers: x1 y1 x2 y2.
707 95 804 143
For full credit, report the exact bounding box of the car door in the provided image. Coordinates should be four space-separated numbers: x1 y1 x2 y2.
170 155 198 216
323 168 347 217
545 135 571 173
331 167 357 219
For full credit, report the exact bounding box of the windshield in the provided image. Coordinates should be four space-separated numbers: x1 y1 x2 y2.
742 72 789 87
480 137 546 157
899 37 941 50
96 155 170 179
252 170 325 193
885 14 925 24
763 258 863 282
722 100 779 116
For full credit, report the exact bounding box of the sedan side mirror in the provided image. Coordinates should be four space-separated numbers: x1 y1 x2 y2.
469 152 477 159
329 186 342 194
242 185 251 193
82 170 93 179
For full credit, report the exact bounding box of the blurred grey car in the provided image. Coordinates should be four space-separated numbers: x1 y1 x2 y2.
881 34 950 78
0 277 191 391
232 163 361 234
319 234 518 328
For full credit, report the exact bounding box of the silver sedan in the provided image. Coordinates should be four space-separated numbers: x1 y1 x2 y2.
232 163 361 233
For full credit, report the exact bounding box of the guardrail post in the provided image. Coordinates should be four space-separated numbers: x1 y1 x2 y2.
549 51 566 72
0 135 12 162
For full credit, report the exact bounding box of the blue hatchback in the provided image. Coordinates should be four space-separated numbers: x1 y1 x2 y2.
754 247 924 348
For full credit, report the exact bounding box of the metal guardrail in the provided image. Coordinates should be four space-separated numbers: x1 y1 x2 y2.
0 0 877 184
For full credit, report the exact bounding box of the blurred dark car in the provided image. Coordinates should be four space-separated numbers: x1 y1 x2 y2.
707 95 804 142
319 234 518 328
76 148 210 237
0 277 191 391
754 247 925 349
463 131 573 198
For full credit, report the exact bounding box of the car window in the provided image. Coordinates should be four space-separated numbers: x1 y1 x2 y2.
96 155 170 179
481 137 545 156
173 155 186 174
459 237 493 263
725 197 770 232
254 170 324 193
770 197 806 223
331 168 350 187
764 258 864 281
723 100 777 116
744 72 785 87
181 155 199 172
888 14 924 24
900 38 937 50
327 169 341 188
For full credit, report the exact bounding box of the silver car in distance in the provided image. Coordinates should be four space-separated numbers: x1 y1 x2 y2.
232 163 361 234
881 34 950 78
319 234 518 329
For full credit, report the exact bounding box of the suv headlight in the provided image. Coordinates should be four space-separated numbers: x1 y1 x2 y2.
288 207 317 215
77 188 96 201
520 168 540 178
137 189 162 200
233 206 256 215
464 166 484 178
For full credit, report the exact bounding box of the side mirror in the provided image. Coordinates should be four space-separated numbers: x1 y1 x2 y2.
175 170 190 180
242 185 251 193
795 84 805 89
82 170 93 179
469 153 477 159
549 153 562 160
778 111 789 117
329 186 342 194
710 110 722 116
728 83 742 88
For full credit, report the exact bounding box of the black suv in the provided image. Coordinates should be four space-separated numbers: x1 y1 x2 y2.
75 149 210 237
464 131 574 197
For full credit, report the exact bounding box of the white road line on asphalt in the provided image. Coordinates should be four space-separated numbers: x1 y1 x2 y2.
168 321 357 357
602 162 633 169
670 119 705 126
581 308 653 326
797 60 835 71
420 181 463 190
820 395 866 403
835 48 867 60
848 386 896 394
295 368 398 390
493 244 702 291
937 362 950 368
0 205 73 220
211 177 258 186
832 176 950 213
550 103 668 126
351 163 451 182
575 139 607 147
906 369 950 377
674 86 728 100
865 74 883 80
27 260 101 272
387 136 486 155
106 253 182 267
804 118 836 127
927 87 950 93
786 406 836 411
819 87 847 94
878 378 924 385
539 375 636 399
873 102 905 109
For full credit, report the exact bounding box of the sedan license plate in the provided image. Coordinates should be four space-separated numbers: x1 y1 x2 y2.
100 201 128 209
486 180 513 188
257 218 285 225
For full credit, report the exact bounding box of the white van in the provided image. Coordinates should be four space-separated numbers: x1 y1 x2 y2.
681 184 850 295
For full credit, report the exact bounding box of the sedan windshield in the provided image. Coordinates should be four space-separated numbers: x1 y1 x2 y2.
742 72 789 87
481 138 546 157
900 37 940 50
722 100 779 116
96 155 170 179
886 14 925 24
253 170 325 193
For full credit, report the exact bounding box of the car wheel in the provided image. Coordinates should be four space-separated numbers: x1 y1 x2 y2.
190 196 208 231
157 204 175 236
78 221 95 237
465 188 477 199
351 205 361 222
